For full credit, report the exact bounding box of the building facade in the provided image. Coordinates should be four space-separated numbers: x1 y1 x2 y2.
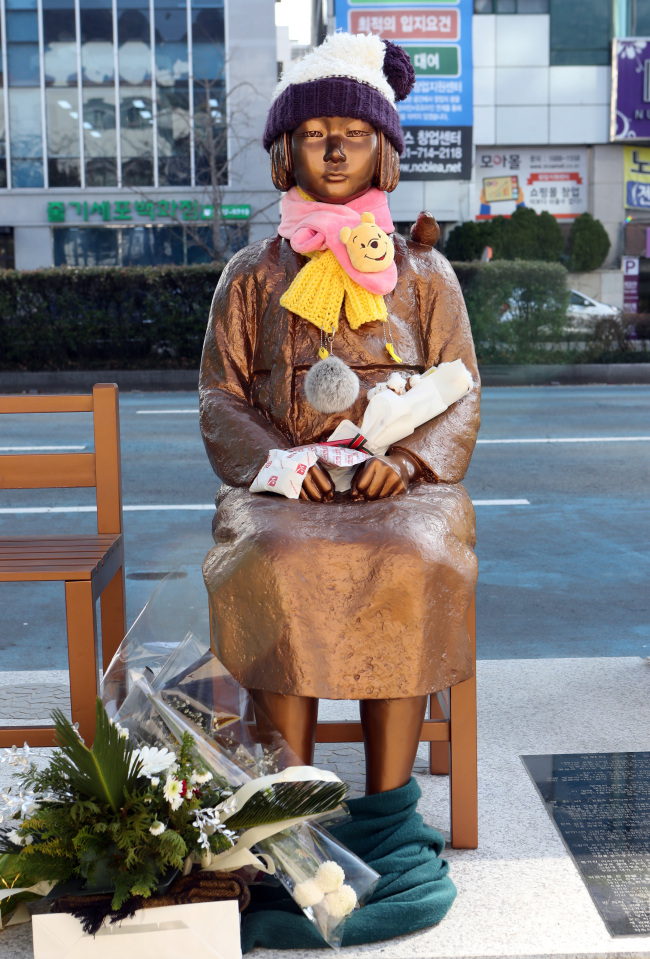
377 0 650 310
0 0 279 269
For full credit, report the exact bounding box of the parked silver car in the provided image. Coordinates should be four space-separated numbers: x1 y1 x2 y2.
566 290 620 331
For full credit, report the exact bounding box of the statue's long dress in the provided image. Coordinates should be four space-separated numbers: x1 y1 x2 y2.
200 233 480 699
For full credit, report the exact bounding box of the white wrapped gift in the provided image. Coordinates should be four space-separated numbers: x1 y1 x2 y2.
32 900 241 959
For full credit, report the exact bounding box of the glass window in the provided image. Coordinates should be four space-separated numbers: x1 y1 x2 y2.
81 0 117 186
43 9 75 44
6 11 38 41
46 90 80 186
53 226 119 266
550 0 611 66
0 97 6 188
80 9 115 85
186 223 248 263
157 85 190 185
44 6 77 89
11 158 44 186
155 4 190 185
474 0 549 9
6 0 38 9
121 224 185 265
120 90 154 184
118 5 150 45
0 228 15 269
517 0 549 10
7 43 40 85
48 157 80 186
636 8 650 35
9 86 43 160
193 81 227 187
154 7 187 43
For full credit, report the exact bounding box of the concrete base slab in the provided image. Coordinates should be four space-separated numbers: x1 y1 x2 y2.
1 657 650 958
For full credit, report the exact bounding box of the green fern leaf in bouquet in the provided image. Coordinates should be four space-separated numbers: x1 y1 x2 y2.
225 781 347 829
48 699 142 812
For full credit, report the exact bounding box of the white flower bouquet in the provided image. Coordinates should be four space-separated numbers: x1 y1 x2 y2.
99 574 380 948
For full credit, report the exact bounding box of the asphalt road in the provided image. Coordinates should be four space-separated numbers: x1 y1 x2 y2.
1 385 648 670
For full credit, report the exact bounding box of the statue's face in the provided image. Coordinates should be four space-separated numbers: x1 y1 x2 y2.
291 116 378 204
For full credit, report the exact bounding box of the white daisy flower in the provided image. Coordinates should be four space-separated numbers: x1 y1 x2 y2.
163 776 184 811
132 746 177 779
190 770 213 785
7 829 32 846
149 821 166 836
150 777 160 787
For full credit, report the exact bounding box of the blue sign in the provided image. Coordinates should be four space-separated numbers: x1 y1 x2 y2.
334 0 473 180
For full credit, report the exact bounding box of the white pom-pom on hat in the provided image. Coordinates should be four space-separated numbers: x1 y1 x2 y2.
272 33 395 106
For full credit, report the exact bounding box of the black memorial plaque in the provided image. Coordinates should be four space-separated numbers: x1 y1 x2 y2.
522 752 650 936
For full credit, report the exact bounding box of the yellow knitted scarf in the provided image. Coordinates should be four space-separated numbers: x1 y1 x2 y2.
279 188 388 333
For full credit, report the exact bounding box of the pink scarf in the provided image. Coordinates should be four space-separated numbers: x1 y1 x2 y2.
278 187 397 295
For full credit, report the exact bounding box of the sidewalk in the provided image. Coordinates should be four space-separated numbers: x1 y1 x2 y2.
2 656 650 959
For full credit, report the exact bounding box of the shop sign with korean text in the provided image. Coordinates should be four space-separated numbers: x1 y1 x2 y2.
623 143 650 208
611 38 650 141
335 0 473 181
475 148 588 220
47 199 251 225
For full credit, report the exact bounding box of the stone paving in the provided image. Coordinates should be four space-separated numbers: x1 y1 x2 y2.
5 659 650 958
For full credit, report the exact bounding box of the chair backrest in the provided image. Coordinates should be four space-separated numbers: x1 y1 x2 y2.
0 383 123 535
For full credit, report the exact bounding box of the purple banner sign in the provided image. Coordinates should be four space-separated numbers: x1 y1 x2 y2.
611 39 650 141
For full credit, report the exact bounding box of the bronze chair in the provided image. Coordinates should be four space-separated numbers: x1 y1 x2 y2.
315 595 478 848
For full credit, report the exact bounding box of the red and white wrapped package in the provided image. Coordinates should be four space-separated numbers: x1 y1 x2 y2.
249 442 369 499
250 360 473 499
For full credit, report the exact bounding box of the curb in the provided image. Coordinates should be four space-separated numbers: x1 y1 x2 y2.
0 369 199 393
478 364 650 386
0 365 649 393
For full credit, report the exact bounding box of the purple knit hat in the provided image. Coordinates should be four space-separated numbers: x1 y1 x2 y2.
263 33 415 155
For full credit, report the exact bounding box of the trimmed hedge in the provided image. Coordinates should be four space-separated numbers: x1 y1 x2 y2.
567 213 611 272
446 207 565 264
452 259 570 363
0 265 223 371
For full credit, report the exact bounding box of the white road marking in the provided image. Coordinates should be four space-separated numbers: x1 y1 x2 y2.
0 499 529 514
136 410 198 414
478 436 650 444
0 445 86 451
472 499 530 506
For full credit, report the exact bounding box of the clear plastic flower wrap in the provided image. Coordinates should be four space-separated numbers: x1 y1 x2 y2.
101 568 211 719
99 572 380 948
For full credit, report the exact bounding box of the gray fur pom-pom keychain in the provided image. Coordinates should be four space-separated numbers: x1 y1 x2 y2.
304 355 360 414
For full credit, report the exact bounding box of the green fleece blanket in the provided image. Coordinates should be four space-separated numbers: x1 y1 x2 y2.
240 777 456 951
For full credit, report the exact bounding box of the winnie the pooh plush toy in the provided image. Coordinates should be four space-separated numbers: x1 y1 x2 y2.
340 212 395 274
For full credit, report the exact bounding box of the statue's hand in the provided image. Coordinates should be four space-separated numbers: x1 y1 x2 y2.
299 462 335 502
351 452 422 501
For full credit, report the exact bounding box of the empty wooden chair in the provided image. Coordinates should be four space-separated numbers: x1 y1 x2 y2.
0 384 126 745
315 595 478 848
